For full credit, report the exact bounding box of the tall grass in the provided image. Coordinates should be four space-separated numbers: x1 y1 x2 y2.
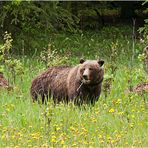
0 26 147 147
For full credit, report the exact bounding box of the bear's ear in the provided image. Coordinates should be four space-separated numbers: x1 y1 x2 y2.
98 60 104 66
80 59 85 64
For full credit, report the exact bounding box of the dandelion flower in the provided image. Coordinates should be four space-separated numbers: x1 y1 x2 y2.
109 108 115 113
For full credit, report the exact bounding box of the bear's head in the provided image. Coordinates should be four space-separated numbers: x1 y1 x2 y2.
79 59 104 85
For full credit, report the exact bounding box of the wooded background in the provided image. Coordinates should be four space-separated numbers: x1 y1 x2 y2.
0 1 147 54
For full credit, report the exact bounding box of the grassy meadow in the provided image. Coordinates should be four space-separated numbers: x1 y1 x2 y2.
0 26 148 147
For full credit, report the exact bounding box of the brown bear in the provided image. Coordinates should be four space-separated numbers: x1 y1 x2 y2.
30 59 104 105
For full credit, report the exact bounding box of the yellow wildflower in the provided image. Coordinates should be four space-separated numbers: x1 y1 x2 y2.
130 123 134 128
109 108 115 113
99 134 103 139
56 127 60 131
72 142 77 146
70 126 75 131
99 140 104 144
111 140 115 144
51 138 57 143
51 135 57 143
118 111 124 115
61 140 65 145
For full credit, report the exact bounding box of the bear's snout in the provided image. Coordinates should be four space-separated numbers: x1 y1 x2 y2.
83 69 89 80
83 74 89 80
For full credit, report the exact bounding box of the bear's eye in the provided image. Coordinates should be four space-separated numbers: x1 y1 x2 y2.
89 68 93 70
80 68 85 72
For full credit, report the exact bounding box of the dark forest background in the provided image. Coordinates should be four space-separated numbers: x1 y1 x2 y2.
0 1 147 55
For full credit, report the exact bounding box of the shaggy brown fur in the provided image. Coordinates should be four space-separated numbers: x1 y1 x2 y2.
30 59 104 105
30 66 71 103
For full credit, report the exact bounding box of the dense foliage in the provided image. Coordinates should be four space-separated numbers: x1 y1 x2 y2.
0 1 147 54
